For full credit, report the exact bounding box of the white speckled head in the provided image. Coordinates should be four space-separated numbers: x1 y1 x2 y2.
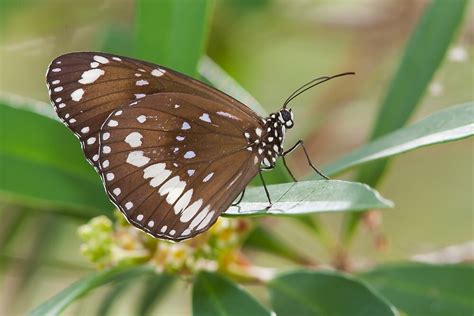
277 108 294 129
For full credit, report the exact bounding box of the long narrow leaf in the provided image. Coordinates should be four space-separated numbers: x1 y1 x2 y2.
29 266 154 316
324 102 474 176
137 274 175 316
96 280 132 316
136 0 214 77
244 226 313 264
193 272 271 316
345 0 468 240
0 101 110 215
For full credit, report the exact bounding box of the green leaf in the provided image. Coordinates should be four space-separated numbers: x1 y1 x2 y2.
136 0 214 77
324 102 474 176
198 56 267 116
29 265 154 316
0 101 110 216
344 0 468 241
137 274 175 316
357 0 468 186
193 271 271 316
244 226 312 264
224 180 393 217
269 270 398 316
360 263 474 316
96 279 132 316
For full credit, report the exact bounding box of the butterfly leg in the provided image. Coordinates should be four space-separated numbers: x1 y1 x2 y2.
259 170 273 209
232 189 246 206
283 140 330 180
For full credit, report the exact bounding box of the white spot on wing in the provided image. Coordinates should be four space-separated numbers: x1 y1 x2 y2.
181 229 191 236
71 88 85 101
136 79 149 86
86 137 96 145
181 122 190 130
78 69 105 84
137 115 146 123
93 55 109 64
125 132 143 147
106 173 114 181
144 163 171 187
197 210 215 230
216 111 240 120
202 172 214 182
102 132 110 140
176 136 185 141
255 128 262 137
52 68 61 72
148 221 154 228
135 94 146 99
158 176 186 205
189 206 210 229
151 68 166 77
125 201 133 210
108 120 118 127
199 113 212 123
187 169 195 176
127 151 150 167
103 146 111 154
113 188 121 196
174 189 193 214
54 86 63 92
137 214 144 221
160 225 167 233
184 151 195 159
81 126 90 134
180 199 203 223
227 171 243 189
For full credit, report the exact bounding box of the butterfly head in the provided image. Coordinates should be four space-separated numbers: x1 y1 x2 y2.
277 108 294 129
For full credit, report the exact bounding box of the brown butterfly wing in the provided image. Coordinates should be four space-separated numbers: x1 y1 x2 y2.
46 52 261 170
98 92 262 240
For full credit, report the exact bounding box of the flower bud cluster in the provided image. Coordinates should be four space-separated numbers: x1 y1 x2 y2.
78 211 251 275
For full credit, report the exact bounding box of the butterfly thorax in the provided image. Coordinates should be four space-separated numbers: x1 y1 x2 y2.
244 108 294 168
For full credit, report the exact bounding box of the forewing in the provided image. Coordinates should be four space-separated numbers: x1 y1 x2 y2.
98 93 261 240
46 52 260 169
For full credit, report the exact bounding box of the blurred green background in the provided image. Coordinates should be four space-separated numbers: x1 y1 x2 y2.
0 0 472 315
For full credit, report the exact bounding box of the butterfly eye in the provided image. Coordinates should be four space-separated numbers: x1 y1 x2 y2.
281 110 291 121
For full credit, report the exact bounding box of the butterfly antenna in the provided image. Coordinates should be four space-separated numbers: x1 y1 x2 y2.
283 72 355 108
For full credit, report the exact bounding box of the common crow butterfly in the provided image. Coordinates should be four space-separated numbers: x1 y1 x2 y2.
46 52 353 241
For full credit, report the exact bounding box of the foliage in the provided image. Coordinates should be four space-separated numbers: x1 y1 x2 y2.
0 0 471 315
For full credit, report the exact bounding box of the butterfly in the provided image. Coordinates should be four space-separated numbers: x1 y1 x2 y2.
46 52 353 241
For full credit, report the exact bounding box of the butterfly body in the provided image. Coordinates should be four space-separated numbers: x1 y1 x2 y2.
244 109 294 169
